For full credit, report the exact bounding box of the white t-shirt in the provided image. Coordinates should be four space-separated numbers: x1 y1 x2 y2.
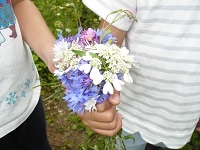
83 0 200 149
0 0 40 138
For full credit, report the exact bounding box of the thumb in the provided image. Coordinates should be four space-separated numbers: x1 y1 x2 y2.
108 89 120 105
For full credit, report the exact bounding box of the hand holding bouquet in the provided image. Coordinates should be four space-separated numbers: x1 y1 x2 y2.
53 24 138 114
53 9 138 115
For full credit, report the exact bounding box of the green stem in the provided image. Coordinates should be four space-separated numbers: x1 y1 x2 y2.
43 88 65 102
33 82 61 89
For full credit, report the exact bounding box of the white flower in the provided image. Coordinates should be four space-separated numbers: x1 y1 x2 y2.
90 67 103 85
54 70 64 76
120 47 130 55
84 98 97 112
79 52 103 85
124 72 133 83
79 64 91 74
67 57 80 72
102 71 114 94
103 81 114 94
95 44 111 60
79 52 93 73
102 72 125 94
53 39 71 62
112 76 125 91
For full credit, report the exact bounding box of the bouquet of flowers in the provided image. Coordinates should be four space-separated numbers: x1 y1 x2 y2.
53 10 138 115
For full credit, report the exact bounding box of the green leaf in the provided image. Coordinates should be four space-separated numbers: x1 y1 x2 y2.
72 49 86 57
89 52 99 58
72 124 78 130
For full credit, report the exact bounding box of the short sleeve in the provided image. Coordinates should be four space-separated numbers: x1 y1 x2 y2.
82 0 137 31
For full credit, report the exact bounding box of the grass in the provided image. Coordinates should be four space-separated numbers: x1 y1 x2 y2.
32 0 200 149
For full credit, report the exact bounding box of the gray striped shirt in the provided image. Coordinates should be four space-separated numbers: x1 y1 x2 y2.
83 0 200 148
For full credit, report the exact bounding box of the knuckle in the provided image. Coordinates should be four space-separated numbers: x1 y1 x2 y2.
108 123 118 130
81 119 89 126
106 113 116 122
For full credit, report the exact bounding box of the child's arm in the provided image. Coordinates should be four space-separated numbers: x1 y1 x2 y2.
11 0 56 73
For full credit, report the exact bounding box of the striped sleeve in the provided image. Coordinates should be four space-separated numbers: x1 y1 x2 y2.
82 0 136 31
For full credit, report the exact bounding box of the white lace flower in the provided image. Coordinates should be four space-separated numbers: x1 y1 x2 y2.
120 47 130 55
120 47 139 68
90 58 102 69
55 50 76 71
67 57 80 72
95 44 111 60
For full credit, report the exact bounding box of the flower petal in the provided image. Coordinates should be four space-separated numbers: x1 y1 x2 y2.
120 47 129 55
54 70 64 76
113 78 125 91
84 98 97 112
93 74 103 85
90 67 99 79
103 82 114 94
124 72 133 83
79 64 91 74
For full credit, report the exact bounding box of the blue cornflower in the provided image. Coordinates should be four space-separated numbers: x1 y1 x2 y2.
56 31 65 42
102 33 118 44
58 68 105 114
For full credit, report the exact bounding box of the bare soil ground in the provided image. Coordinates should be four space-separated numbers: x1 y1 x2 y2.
44 100 88 150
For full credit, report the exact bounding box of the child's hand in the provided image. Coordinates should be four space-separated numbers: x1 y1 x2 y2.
78 90 122 136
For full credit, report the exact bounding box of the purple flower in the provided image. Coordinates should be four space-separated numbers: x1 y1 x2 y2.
75 27 83 39
102 33 118 44
55 68 109 114
56 31 65 43
82 28 96 42
56 31 76 43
